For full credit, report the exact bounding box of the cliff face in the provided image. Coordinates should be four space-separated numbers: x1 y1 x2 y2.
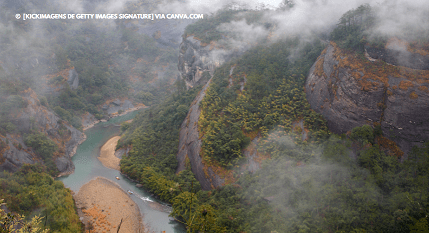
176 77 225 190
178 36 245 88
305 42 429 153
177 65 267 190
0 89 85 175
178 36 222 88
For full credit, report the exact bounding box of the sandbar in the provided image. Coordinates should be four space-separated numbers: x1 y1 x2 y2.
98 136 121 170
74 177 143 233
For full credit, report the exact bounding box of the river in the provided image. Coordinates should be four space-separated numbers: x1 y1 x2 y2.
57 110 186 233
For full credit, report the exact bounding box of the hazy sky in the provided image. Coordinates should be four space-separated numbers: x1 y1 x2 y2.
163 0 285 13
187 0 284 8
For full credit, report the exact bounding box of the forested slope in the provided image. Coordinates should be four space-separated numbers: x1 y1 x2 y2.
0 164 82 232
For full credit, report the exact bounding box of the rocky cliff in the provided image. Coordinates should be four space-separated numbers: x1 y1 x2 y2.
176 77 226 190
0 89 85 175
177 65 267 190
305 42 429 154
178 36 244 88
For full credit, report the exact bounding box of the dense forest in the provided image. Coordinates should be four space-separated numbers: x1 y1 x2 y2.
0 164 81 232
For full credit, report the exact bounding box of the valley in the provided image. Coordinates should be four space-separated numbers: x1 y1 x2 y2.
0 1 428 232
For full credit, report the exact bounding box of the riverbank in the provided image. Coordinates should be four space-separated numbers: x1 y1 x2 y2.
56 134 87 178
74 177 143 233
98 136 121 170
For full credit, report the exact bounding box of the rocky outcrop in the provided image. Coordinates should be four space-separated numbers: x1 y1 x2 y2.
82 113 98 130
241 137 261 173
365 38 429 70
176 77 226 190
67 68 79 89
0 135 36 173
365 46 429 70
305 42 429 154
102 99 136 116
178 36 244 88
0 89 85 175
115 146 130 159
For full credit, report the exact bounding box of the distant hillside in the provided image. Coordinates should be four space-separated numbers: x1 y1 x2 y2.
0 0 188 132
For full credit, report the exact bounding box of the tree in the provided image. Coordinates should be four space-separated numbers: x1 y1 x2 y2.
351 125 374 145
0 199 49 233
170 191 226 233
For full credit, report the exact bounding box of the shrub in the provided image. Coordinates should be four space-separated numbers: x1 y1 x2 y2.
351 125 374 145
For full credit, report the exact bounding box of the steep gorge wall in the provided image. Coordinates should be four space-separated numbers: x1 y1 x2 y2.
177 65 265 190
176 78 225 190
0 89 85 175
178 36 245 88
305 42 429 154
178 36 222 88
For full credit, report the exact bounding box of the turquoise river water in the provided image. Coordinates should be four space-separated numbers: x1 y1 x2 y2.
57 110 185 232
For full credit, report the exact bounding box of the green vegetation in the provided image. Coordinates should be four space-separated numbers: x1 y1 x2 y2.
330 3 429 52
120 32 332 231
330 4 375 51
0 2 427 232
0 94 27 135
45 24 176 129
23 132 59 177
119 79 203 202
0 164 81 232
236 132 429 232
122 14 429 230
0 1 182 231
199 38 329 167
351 124 374 145
1 199 48 233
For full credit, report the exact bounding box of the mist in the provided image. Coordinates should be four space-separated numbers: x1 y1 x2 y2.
239 131 388 231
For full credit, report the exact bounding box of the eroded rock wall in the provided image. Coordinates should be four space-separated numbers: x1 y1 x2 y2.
305 43 429 154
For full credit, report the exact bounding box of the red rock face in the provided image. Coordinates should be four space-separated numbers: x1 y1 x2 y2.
305 43 429 154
